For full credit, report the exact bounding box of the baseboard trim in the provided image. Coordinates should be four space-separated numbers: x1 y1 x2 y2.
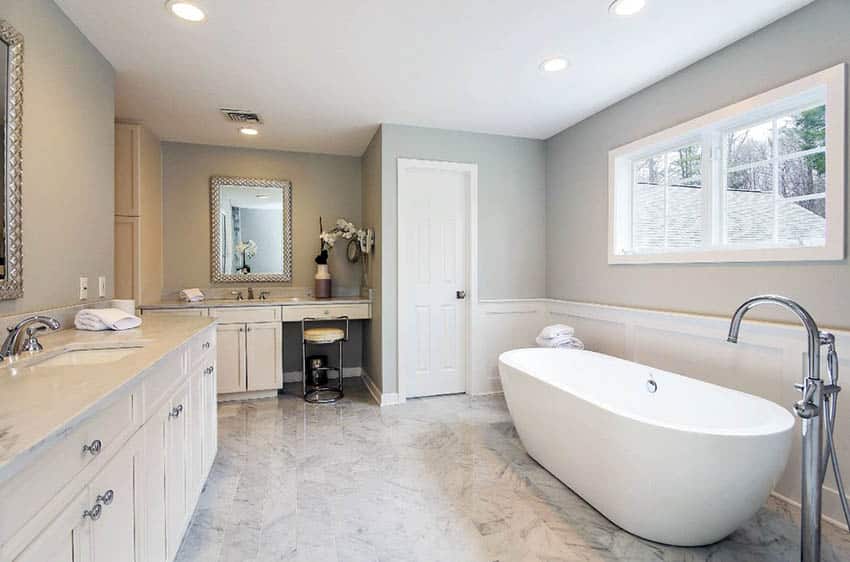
361 370 403 407
771 491 849 532
217 390 278 402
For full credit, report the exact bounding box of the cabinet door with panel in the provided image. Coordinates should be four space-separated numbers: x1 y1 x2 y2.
114 123 140 216
187 370 205 506
203 361 218 474
216 324 246 394
114 216 140 301
87 438 138 562
141 398 169 562
245 322 283 391
165 383 189 561
13 488 89 562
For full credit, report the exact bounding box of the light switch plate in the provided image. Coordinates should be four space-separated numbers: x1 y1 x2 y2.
98 276 106 298
79 277 88 300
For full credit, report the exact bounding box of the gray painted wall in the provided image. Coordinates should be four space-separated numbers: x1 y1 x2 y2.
162 142 363 295
374 124 547 393
0 0 115 316
361 128 383 389
546 0 850 330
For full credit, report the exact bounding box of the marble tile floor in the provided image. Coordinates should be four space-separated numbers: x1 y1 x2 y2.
176 379 850 562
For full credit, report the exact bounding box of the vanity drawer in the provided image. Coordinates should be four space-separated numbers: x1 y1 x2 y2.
0 391 136 545
282 303 371 322
209 306 281 324
142 349 185 416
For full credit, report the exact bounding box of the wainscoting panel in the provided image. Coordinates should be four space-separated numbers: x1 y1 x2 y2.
477 298 850 527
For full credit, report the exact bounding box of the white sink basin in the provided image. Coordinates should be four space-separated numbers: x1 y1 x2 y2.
35 346 143 367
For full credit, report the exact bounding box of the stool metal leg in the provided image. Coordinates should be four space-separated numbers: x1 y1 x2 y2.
302 339 307 398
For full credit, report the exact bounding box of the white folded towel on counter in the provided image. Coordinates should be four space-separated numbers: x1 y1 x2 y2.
538 324 575 339
75 308 142 331
179 288 205 302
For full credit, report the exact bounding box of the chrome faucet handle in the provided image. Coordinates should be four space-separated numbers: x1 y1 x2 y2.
259 291 270 300
230 290 244 301
21 326 47 352
0 315 61 359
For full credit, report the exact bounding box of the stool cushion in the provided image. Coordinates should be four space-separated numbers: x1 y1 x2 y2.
304 327 345 344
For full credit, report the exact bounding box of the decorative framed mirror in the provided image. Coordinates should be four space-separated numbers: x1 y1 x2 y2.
0 20 23 300
210 176 293 283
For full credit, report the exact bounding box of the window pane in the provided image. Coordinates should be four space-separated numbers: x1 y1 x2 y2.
777 198 825 245
634 155 665 185
780 153 826 197
727 165 772 193
727 121 773 168
726 190 775 244
632 182 665 250
668 145 702 187
778 105 825 155
667 185 703 248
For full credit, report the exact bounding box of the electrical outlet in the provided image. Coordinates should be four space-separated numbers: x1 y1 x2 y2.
79 277 88 300
98 276 106 298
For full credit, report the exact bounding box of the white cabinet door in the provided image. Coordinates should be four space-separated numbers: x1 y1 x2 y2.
165 384 189 562
13 488 89 562
216 324 246 394
141 399 169 562
203 360 218 474
187 370 205 507
88 439 138 562
245 322 282 392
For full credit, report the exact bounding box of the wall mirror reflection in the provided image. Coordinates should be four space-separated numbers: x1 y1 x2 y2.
210 176 292 283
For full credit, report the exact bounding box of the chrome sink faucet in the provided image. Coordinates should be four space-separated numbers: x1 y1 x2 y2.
231 290 244 301
1 315 61 359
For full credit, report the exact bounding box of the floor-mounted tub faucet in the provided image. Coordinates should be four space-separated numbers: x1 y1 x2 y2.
728 295 850 562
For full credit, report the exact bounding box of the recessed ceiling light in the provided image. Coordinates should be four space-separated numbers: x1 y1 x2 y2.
540 57 569 73
166 0 206 22
609 0 646 16
239 127 259 136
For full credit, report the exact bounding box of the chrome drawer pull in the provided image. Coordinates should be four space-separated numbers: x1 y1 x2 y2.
169 404 184 418
97 489 114 505
83 503 102 520
82 439 102 456
202 341 210 349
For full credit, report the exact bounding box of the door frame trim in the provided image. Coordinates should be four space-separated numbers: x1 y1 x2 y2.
396 158 479 401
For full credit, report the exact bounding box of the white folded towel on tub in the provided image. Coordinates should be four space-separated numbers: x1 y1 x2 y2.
538 324 575 339
75 308 142 331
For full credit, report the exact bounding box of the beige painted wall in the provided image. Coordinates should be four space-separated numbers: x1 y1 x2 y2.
0 0 115 316
161 142 362 295
546 0 850 330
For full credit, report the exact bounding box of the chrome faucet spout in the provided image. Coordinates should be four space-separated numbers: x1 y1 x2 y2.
0 315 61 359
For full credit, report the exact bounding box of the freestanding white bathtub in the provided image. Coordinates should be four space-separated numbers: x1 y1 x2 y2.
498 348 794 546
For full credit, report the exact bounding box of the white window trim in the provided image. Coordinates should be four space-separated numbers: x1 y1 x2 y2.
608 63 845 265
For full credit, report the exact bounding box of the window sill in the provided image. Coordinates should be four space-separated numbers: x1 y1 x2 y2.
608 244 844 265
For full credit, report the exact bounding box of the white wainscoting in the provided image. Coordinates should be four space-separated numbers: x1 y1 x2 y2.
490 298 848 528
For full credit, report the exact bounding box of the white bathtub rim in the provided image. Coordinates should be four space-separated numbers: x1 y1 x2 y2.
499 347 794 439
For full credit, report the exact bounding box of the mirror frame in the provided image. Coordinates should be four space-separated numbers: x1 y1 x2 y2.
210 175 293 283
0 20 23 300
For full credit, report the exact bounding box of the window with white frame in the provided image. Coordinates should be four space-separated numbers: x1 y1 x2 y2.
609 64 845 264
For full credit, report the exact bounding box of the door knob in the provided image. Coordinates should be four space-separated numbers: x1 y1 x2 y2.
456 291 466 299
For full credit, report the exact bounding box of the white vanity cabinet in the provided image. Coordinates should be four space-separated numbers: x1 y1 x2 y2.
210 307 283 397
2 324 218 562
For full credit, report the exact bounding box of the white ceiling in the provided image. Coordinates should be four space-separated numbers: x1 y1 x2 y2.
55 0 814 156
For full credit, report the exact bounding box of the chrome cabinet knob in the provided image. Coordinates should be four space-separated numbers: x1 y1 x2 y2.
83 503 102 520
97 489 114 505
202 341 210 349
169 404 184 418
83 439 102 456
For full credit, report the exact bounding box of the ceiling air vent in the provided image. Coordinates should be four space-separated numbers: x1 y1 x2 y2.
219 108 263 124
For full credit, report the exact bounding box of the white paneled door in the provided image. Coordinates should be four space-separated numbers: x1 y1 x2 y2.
398 159 476 398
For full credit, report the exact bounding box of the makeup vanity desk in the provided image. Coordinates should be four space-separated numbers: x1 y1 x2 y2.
139 297 371 400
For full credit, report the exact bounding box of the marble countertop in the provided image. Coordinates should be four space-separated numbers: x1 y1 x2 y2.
0 315 215 483
139 296 371 309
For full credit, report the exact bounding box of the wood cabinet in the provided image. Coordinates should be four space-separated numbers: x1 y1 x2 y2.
114 122 162 305
5 326 217 562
